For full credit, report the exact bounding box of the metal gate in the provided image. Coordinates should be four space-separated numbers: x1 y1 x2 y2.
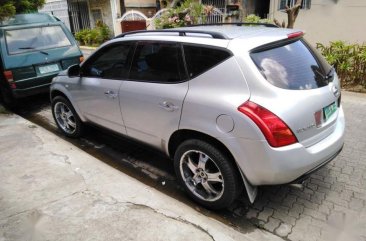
202 0 226 13
67 0 91 33
206 8 224 24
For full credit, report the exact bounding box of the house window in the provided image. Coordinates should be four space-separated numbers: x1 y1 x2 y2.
91 9 103 25
279 0 311 10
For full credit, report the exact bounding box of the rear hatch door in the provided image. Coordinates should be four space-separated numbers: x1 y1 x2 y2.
1 24 81 88
249 37 341 147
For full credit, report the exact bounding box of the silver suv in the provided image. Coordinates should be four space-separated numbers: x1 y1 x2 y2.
50 24 345 209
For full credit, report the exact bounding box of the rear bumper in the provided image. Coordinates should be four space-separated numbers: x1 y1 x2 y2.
289 144 343 184
12 83 51 98
11 74 57 98
219 106 345 186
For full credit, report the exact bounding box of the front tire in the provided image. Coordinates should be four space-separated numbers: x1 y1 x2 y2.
174 139 241 210
52 96 83 138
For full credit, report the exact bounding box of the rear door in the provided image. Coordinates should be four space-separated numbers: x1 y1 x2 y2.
73 42 133 134
119 41 188 148
250 39 341 147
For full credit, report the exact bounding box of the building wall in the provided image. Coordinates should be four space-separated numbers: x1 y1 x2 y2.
88 0 114 31
39 0 71 30
269 0 366 45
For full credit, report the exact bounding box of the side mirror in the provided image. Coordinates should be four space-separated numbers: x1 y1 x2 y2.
68 64 80 77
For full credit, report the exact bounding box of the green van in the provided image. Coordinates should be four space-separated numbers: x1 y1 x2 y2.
0 13 83 105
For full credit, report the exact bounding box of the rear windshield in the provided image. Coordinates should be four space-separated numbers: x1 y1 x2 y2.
251 40 332 90
5 25 71 55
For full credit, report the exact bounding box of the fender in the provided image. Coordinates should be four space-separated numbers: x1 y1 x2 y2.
50 82 87 122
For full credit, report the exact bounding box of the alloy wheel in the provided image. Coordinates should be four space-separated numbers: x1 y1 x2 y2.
179 150 224 202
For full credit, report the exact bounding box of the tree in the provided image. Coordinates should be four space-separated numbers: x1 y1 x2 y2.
0 0 45 22
274 0 302 29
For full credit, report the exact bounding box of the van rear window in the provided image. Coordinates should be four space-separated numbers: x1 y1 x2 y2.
5 26 71 55
251 40 331 90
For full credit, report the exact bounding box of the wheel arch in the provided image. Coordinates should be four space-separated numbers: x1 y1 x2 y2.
50 86 86 122
168 129 257 202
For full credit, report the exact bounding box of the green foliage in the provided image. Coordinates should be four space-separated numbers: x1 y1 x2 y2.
75 22 111 46
317 41 366 88
0 0 45 21
155 0 212 29
243 14 273 24
0 2 16 22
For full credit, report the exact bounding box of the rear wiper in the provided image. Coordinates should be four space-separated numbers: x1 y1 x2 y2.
18 47 49 55
324 66 334 80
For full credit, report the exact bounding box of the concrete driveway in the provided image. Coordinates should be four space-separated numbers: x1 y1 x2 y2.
0 113 280 241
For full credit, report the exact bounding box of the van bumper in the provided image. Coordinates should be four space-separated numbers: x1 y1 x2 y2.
12 83 51 98
11 73 57 98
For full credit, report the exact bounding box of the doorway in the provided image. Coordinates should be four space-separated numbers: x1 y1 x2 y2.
254 0 270 19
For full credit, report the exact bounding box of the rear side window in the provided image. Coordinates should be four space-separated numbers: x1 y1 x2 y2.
5 26 71 55
251 40 330 90
129 42 185 83
183 45 232 79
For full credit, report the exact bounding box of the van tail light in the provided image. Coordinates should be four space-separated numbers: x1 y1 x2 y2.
4 71 16 89
79 56 84 63
238 101 298 147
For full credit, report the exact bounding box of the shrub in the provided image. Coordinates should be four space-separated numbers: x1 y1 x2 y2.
155 0 212 29
75 21 111 46
244 14 273 24
317 41 366 88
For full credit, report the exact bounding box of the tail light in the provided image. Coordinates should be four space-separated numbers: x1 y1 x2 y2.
238 101 297 147
79 56 84 63
287 31 304 39
3 70 16 89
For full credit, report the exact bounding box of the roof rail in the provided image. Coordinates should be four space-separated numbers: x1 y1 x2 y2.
114 29 229 39
186 22 279 28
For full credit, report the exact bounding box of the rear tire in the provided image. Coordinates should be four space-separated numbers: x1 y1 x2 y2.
51 96 83 138
174 139 241 210
0 86 16 109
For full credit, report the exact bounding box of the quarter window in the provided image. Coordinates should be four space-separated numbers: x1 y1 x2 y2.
183 45 232 79
82 43 132 79
129 42 185 83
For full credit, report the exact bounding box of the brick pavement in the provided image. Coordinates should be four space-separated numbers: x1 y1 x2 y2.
243 91 366 241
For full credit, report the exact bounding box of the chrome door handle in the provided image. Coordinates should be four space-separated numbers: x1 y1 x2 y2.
104 90 117 99
159 101 179 112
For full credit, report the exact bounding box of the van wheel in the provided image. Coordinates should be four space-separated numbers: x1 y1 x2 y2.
52 96 83 138
174 139 241 210
0 86 16 108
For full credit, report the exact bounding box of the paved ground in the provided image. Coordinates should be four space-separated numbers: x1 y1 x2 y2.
1 91 365 241
0 114 280 241
242 91 366 241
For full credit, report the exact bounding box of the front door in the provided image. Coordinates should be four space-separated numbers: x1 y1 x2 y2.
74 42 133 134
119 41 188 148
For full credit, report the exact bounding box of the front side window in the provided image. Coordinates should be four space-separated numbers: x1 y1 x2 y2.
6 26 71 55
251 40 331 90
279 0 311 10
82 43 132 79
129 42 185 83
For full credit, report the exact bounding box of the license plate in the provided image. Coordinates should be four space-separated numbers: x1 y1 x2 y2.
39 64 59 74
323 102 337 121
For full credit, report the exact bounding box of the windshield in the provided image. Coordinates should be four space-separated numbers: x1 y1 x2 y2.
251 40 332 90
5 25 71 55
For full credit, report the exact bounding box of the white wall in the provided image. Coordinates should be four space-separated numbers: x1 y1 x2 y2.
270 0 366 45
39 0 71 30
